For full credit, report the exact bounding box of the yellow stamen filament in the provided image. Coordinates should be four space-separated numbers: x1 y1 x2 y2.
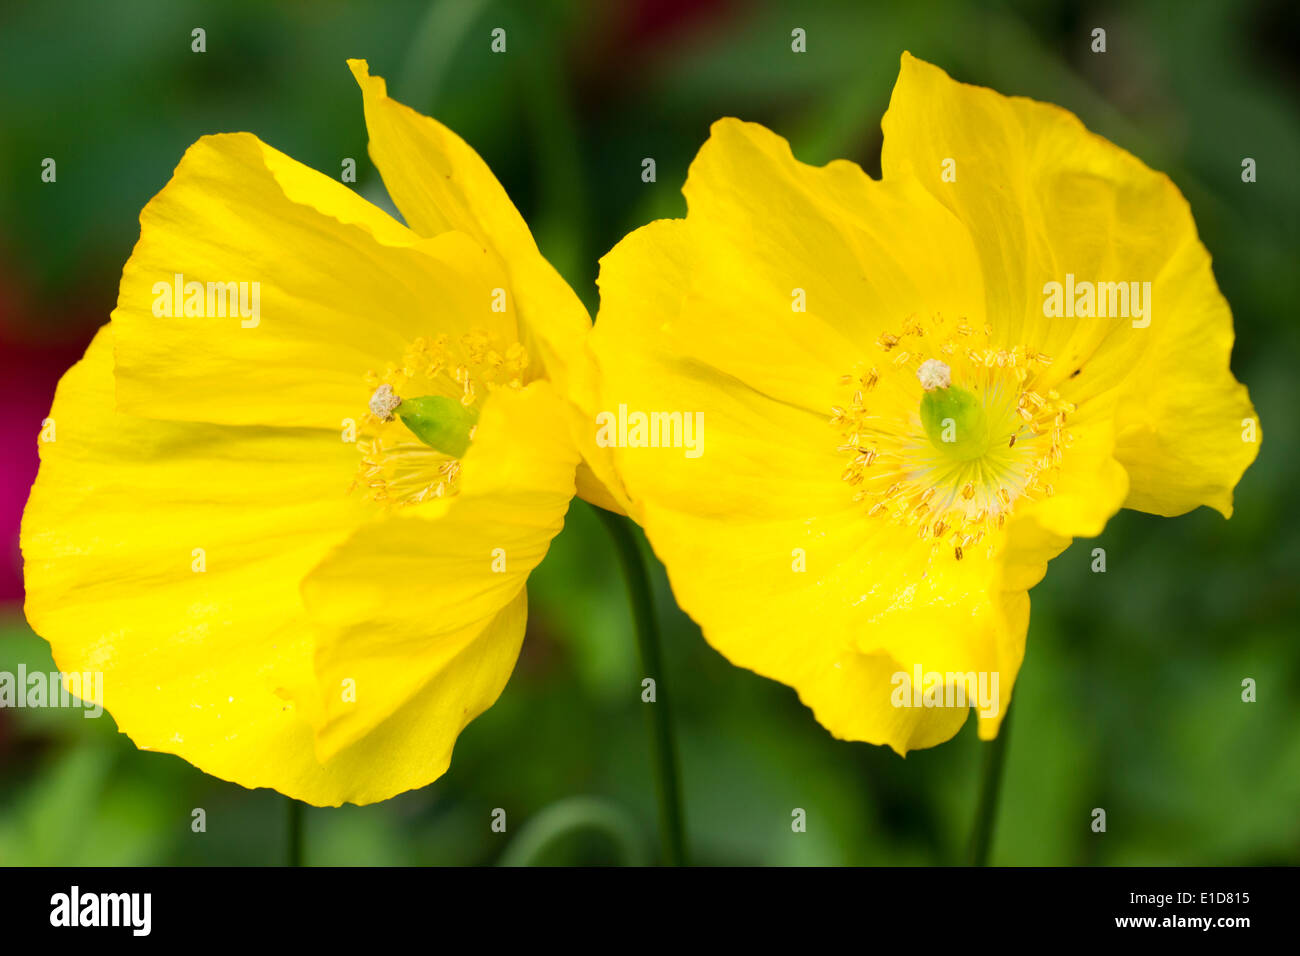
351 328 528 508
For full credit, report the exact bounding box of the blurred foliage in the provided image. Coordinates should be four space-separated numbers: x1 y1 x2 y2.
0 0 1297 865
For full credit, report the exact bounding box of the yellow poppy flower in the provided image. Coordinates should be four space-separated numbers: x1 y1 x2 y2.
21 60 593 806
588 53 1260 754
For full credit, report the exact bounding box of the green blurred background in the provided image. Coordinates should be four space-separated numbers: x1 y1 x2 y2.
1 0 1296 865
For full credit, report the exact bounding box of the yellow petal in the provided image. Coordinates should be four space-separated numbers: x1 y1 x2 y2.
618 120 986 417
584 118 979 518
301 381 579 761
347 60 594 410
626 478 1072 751
112 131 516 429
1110 280 1259 517
882 52 1258 517
21 329 390 805
592 258 853 525
24 331 580 804
347 59 535 258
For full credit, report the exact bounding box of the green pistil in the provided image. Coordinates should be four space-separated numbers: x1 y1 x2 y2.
397 395 479 458
920 384 990 461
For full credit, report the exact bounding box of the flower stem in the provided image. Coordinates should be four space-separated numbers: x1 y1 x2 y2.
593 505 688 866
969 704 1012 866
498 796 649 866
286 798 304 867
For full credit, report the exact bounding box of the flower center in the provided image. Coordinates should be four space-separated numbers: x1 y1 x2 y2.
831 314 1076 560
373 391 480 459
918 378 989 462
350 329 529 507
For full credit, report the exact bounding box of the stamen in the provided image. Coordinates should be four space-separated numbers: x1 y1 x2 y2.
352 328 528 508
832 312 1077 562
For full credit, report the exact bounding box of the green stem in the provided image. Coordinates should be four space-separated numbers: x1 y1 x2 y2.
498 796 648 867
593 505 688 866
287 798 304 867
969 704 1012 866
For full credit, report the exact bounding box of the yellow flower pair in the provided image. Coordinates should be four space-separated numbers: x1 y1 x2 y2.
22 54 1258 805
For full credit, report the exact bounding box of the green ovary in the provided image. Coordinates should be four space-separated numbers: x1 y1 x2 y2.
397 395 479 458
919 385 992 462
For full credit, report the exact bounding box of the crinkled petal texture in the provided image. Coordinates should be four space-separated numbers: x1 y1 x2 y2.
590 55 1257 753
300 382 579 766
111 131 515 429
22 66 583 805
